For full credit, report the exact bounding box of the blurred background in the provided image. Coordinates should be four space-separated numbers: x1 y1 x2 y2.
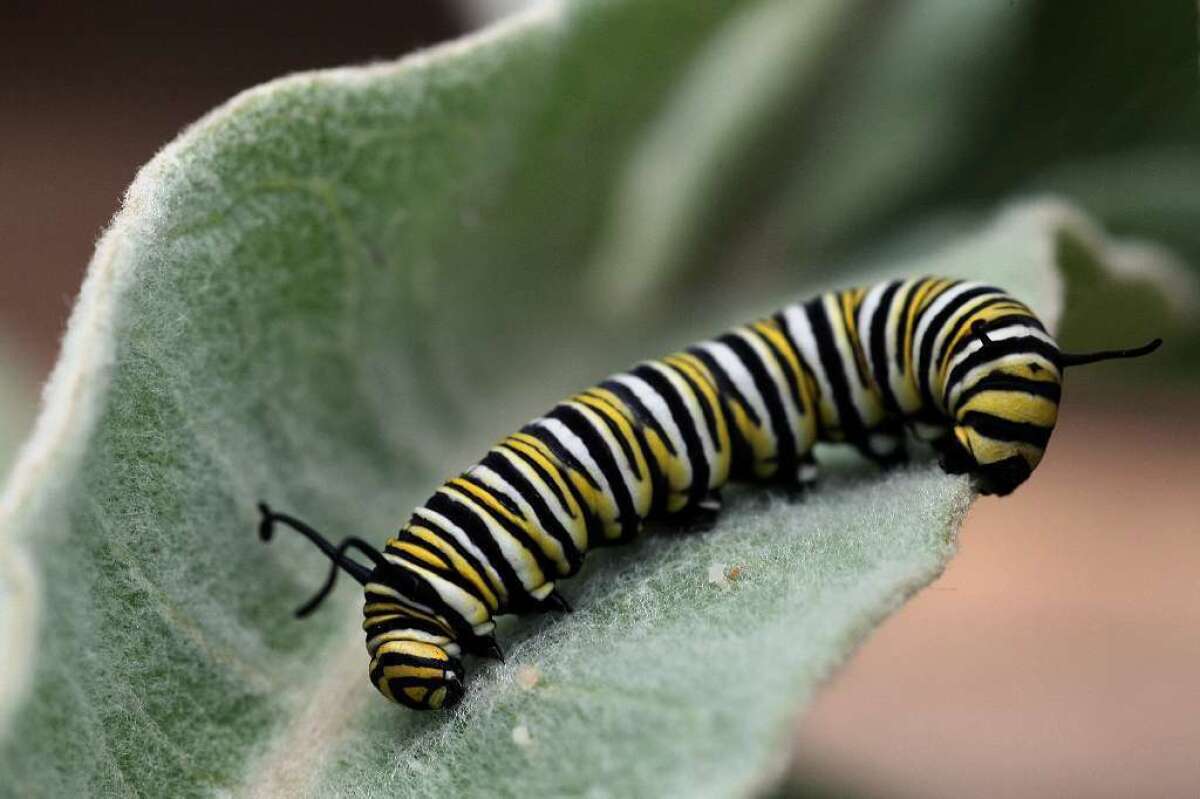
1 2 1196 797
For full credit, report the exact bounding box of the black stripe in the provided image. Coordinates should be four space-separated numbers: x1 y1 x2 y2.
891 279 924 374
761 316 811 425
398 514 503 606
457 473 561 580
688 344 757 480
960 411 1052 448
544 404 639 542
583 389 669 517
510 437 606 550
378 676 451 692
805 297 866 442
518 421 601 492
385 541 460 582
943 336 1062 408
836 292 873 389
500 441 582 529
479 450 582 574
688 344 761 426
364 613 448 640
371 651 455 672
662 358 723 468
598 378 678 456
630 363 710 508
866 281 904 414
772 310 822 421
952 373 1062 410
915 288 1003 409
425 491 526 609
717 332 795 478
578 392 643 482
363 587 454 625
501 440 572 511
368 562 476 642
940 313 1052 368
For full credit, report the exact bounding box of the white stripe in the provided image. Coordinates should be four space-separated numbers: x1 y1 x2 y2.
381 554 489 625
438 485 545 593
467 462 571 573
856 281 892 380
644 360 719 488
491 446 587 552
885 278 924 413
610 373 693 488
365 582 445 624
947 350 1060 412
942 323 1058 383
822 293 883 426
913 282 980 365
696 340 775 450
366 629 455 656
782 304 838 426
924 292 1006 411
733 327 803 445
567 400 650 515
412 506 508 600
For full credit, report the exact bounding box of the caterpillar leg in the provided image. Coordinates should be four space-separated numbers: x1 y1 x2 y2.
860 424 908 470
932 433 973 476
782 454 819 500
668 490 724 533
541 588 574 613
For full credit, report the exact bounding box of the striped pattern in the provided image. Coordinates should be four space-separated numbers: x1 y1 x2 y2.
367 277 1062 709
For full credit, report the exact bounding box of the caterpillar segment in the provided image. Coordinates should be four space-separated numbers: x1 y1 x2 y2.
259 277 1161 710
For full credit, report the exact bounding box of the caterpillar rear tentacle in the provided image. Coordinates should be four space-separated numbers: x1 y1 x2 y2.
259 277 1161 710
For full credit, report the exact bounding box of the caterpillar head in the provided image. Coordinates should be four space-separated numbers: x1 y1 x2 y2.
257 504 467 710
940 326 1161 496
368 639 465 710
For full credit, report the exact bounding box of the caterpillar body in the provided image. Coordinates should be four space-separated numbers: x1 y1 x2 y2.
258 276 1160 711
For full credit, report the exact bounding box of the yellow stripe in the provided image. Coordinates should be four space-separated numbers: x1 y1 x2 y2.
587 388 689 504
363 613 405 630
384 664 445 681
839 290 874 389
376 639 450 662
504 436 583 520
363 602 404 614
450 478 527 529
959 390 1058 428
956 426 1045 468
408 525 501 610
440 484 547 591
939 304 1042 383
394 541 450 572
380 603 446 631
728 398 776 478
450 477 571 571
663 354 732 482
751 319 820 440
577 391 653 514
904 279 950 370
498 441 589 552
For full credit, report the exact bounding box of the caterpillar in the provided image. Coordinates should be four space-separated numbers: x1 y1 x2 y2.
258 276 1160 711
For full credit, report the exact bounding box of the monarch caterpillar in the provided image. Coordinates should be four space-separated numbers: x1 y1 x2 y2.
258 276 1160 710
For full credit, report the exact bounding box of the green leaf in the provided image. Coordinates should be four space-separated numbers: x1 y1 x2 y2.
0 338 34 482
0 3 1193 798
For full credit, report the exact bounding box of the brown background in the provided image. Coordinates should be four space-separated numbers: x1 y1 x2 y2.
2 6 1197 797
